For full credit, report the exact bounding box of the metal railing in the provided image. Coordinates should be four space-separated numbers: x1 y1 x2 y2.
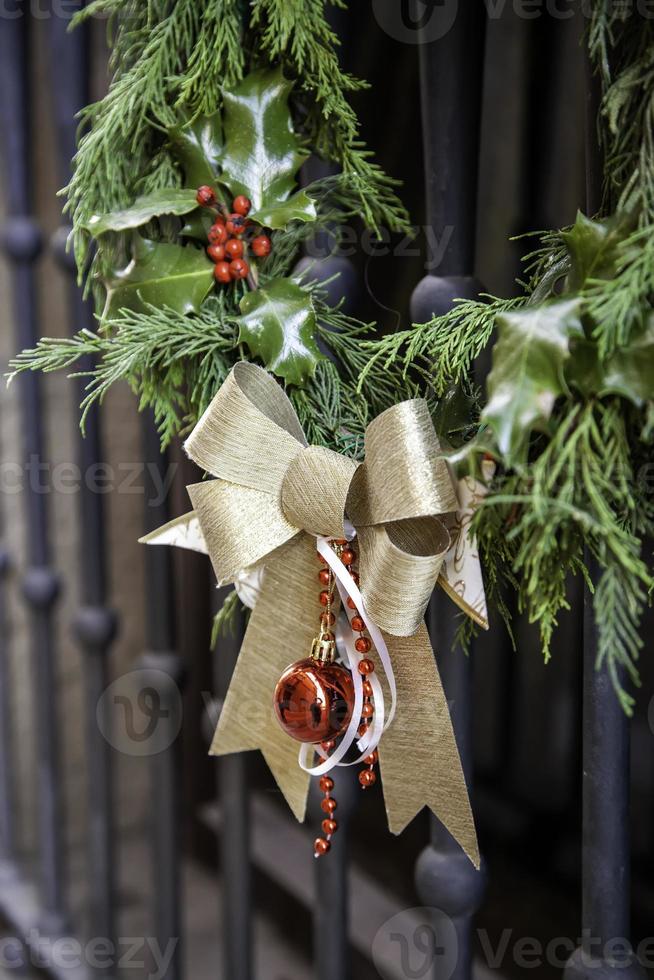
0 4 647 980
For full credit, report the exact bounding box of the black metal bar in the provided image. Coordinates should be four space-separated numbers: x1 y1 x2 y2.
563 52 644 980
410 4 487 978
140 417 183 980
0 545 14 868
563 556 644 979
312 768 357 980
0 7 67 934
416 1 486 277
214 599 252 980
45 10 119 960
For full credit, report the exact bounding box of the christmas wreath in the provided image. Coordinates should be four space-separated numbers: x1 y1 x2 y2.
10 1 653 717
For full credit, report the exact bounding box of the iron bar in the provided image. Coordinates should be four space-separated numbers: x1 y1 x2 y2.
140 416 183 980
564 48 644 979
312 768 358 980
0 7 67 934
214 598 252 980
563 554 644 979
0 544 14 868
411 3 487 978
45 11 118 960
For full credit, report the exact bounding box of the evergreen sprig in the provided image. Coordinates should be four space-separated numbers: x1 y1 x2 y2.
361 7 654 707
8 288 404 453
65 0 408 284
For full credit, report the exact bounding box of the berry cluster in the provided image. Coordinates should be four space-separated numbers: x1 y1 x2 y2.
195 186 272 286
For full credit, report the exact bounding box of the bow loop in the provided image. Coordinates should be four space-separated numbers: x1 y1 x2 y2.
185 361 306 491
347 400 458 527
358 518 451 636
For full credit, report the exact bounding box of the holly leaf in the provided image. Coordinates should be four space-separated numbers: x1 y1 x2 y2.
168 112 223 188
237 278 325 385
562 211 633 291
566 316 654 406
220 67 317 229
180 209 214 243
564 337 603 397
250 189 317 230
85 189 199 236
482 299 584 465
601 316 654 405
102 238 214 321
432 383 477 443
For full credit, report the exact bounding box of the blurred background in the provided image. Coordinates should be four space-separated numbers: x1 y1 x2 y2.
0 2 653 979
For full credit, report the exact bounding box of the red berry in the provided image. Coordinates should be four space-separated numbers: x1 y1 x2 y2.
232 195 251 217
208 221 228 245
225 238 244 260
196 185 215 207
214 261 231 283
207 243 225 262
226 213 246 236
251 234 271 257
229 258 249 280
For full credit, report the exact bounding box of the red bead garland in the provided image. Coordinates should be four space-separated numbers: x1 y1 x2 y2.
337 543 379 794
311 537 380 858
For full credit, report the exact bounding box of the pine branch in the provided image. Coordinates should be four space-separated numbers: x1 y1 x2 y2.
359 296 521 397
473 399 652 708
250 0 410 235
66 1 198 273
9 297 238 446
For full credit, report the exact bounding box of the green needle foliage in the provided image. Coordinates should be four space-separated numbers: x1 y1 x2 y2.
65 0 408 283
9 287 406 455
364 7 654 709
12 0 653 711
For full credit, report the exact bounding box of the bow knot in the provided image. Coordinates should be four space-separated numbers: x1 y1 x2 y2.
280 444 356 539
183 361 464 636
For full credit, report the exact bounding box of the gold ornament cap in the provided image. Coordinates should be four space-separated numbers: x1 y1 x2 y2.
310 632 336 664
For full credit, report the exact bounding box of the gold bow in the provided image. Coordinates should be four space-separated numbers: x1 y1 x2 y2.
143 362 485 867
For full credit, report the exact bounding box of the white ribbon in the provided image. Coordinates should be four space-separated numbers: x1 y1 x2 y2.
297 532 397 776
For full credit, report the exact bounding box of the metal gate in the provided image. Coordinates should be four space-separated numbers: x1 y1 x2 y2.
0 4 649 980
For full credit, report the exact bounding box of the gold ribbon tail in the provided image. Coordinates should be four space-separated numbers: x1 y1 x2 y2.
209 535 318 821
378 625 480 868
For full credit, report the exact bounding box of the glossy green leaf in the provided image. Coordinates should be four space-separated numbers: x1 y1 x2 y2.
86 189 198 236
566 316 654 405
102 238 214 321
249 189 317 230
168 112 223 188
601 316 654 404
220 67 316 229
482 299 584 464
564 337 603 397
179 208 214 242
562 211 632 290
431 384 477 442
237 278 325 386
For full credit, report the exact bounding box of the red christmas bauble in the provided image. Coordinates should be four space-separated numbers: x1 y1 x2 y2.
273 657 354 743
